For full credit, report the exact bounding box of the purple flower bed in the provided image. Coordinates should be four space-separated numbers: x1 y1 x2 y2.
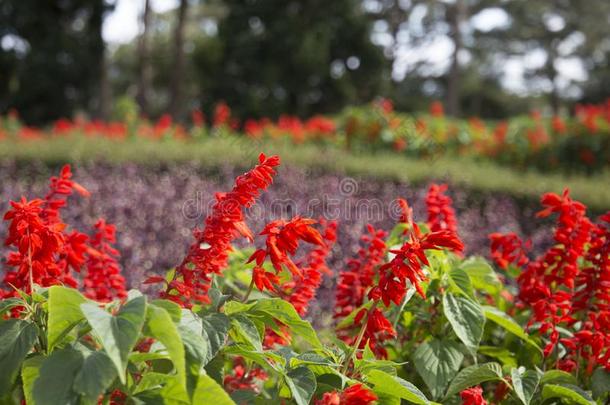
0 160 551 315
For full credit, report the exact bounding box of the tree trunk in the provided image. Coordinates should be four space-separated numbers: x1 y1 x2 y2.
547 43 560 115
99 48 111 120
447 0 466 117
169 0 189 119
137 0 152 117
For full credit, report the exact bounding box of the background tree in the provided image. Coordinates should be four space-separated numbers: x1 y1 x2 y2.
0 0 113 124
168 0 190 119
193 0 388 119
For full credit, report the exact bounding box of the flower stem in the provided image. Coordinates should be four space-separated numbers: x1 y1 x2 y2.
26 230 34 294
340 300 378 375
242 277 255 303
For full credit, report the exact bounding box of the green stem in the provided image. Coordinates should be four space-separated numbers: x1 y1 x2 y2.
242 277 255 303
340 300 378 375
27 229 34 294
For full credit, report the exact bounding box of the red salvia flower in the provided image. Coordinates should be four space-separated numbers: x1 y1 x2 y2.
461 386 487 405
334 224 387 320
280 219 337 316
516 189 594 358
248 216 324 287
159 153 280 307
315 383 378 405
2 165 126 302
375 224 464 303
224 357 268 394
425 184 459 252
83 219 127 302
489 232 530 270
2 198 65 294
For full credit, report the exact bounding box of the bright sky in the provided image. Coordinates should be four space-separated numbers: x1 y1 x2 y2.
103 0 178 44
102 0 586 97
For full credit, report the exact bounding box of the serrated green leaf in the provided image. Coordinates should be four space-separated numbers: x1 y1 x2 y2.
541 384 595 405
133 372 173 395
252 299 322 348
0 319 38 394
144 303 186 389
366 369 430 404
81 295 146 383
445 362 504 398
413 339 463 399
47 286 87 351
21 355 44 405
443 293 485 351
73 350 117 402
483 306 541 351
284 366 316 405
230 314 263 352
511 368 541 405
201 313 230 366
150 299 182 323
192 374 236 404
448 268 474 297
540 369 578 386
459 257 501 295
591 368 610 400
33 348 83 405
477 346 517 367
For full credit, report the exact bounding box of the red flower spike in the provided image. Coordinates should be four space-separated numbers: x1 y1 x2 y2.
252 266 279 293
461 386 487 405
425 183 458 235
379 225 464 302
280 219 337 316
334 224 388 320
83 219 127 302
249 216 324 281
160 154 280 307
316 383 378 405
224 357 268 394
2 165 126 303
489 232 530 270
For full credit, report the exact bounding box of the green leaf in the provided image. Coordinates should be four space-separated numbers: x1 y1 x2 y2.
0 298 23 316
366 369 430 405
33 348 83 405
133 372 172 395
200 313 231 366
252 299 322 348
511 368 541 405
540 369 577 386
445 362 504 398
591 368 610 399
150 299 182 323
448 268 474 298
0 319 38 394
541 384 595 405
192 374 236 404
73 350 117 402
21 355 44 405
482 306 541 351
442 293 485 351
284 366 317 405
81 295 147 383
144 303 186 389
459 257 501 295
47 286 87 351
413 339 463 399
477 346 517 367
230 314 263 352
